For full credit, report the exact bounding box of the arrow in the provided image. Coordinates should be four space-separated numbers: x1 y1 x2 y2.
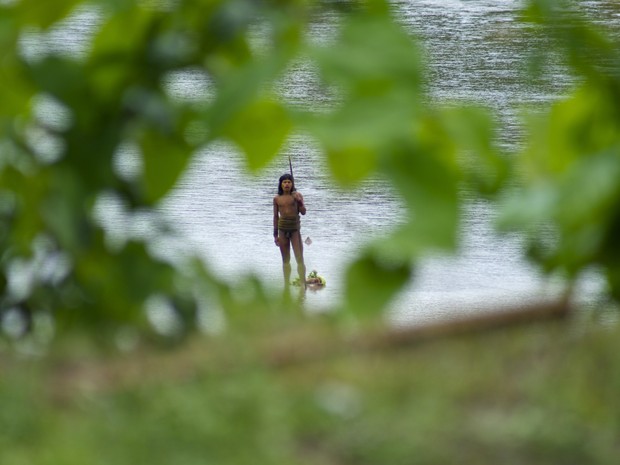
288 154 294 181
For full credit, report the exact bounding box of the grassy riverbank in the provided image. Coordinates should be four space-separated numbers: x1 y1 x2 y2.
2 307 619 465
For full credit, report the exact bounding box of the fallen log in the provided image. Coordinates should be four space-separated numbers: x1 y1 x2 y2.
268 297 571 367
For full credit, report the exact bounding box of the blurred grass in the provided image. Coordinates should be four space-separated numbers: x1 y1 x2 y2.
1 308 620 465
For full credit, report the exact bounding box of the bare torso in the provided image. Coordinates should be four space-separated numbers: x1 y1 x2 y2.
274 193 301 218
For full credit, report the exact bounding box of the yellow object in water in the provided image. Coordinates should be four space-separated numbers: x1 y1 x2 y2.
292 270 326 288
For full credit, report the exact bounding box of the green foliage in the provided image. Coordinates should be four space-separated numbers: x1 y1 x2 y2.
140 128 193 202
223 96 293 172
3 319 620 464
2 1 620 461
0 0 619 343
308 8 424 186
345 253 411 314
499 0 620 297
15 0 82 29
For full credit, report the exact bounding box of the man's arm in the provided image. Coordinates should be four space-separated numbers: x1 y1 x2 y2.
295 192 306 215
273 197 279 238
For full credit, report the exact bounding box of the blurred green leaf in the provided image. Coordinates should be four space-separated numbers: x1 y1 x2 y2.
140 128 192 203
441 106 507 195
520 85 620 180
380 124 461 256
497 183 557 234
16 0 82 29
90 4 152 58
41 167 90 252
312 10 423 98
0 166 47 255
87 5 158 103
223 97 292 172
345 252 411 316
555 150 620 231
500 149 620 276
497 0 620 285
503 72 620 281
325 144 377 186
26 56 87 107
309 93 416 186
602 212 620 301
207 47 292 135
69 238 176 330
0 12 32 120
523 0 618 80
308 8 424 186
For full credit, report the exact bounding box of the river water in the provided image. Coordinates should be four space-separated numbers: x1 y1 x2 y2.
27 1 619 324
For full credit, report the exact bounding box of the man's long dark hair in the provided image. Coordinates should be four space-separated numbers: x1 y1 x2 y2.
277 173 296 195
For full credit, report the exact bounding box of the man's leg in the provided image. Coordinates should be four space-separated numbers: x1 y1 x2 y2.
278 233 292 286
291 231 306 287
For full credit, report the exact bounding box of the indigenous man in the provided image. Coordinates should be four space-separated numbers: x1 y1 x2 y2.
273 173 306 287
